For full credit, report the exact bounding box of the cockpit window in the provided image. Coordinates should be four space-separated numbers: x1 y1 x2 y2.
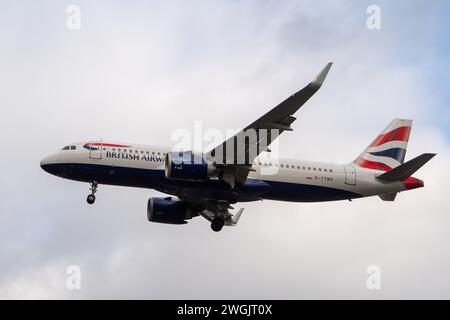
61 145 76 151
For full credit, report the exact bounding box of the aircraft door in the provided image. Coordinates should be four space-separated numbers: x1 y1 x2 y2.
88 141 103 160
344 165 356 185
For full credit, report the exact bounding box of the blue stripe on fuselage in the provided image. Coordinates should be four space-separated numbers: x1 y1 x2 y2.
261 180 361 202
41 163 362 202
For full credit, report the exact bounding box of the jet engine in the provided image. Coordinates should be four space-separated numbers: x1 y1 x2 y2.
147 197 197 224
165 151 217 181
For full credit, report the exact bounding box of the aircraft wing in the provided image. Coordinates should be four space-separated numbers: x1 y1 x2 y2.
208 62 333 186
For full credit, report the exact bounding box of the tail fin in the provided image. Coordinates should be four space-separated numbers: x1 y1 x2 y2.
354 119 412 171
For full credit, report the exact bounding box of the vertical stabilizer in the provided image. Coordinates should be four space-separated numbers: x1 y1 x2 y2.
354 119 412 171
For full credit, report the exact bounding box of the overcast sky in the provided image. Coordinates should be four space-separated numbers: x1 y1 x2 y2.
0 0 449 299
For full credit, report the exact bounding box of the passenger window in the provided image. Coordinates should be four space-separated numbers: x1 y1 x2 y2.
302 166 306 170
330 169 333 173
112 148 115 152
313 168 316 171
146 151 149 155
319 168 322 172
308 167 311 170
281 164 284 168
324 169 327 172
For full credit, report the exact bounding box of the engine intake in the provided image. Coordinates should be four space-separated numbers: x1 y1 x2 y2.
165 151 216 181
147 197 194 225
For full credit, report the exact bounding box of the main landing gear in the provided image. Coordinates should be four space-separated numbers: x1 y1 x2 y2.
87 181 98 204
211 217 225 232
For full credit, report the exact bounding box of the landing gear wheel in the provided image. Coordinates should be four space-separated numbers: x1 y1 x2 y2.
87 181 98 204
211 217 225 232
87 194 96 204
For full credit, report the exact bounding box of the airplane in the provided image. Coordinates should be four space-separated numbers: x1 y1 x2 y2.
40 62 436 232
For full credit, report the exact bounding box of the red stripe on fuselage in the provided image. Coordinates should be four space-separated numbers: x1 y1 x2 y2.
87 143 131 148
369 126 411 147
354 158 392 171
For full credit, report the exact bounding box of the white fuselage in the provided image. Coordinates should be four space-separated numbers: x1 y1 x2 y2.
40 141 417 203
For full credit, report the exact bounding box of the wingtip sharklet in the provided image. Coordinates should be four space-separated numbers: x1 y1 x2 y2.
311 62 333 87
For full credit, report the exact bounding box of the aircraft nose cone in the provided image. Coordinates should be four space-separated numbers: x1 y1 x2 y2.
40 157 49 171
40 153 66 177
40 155 54 173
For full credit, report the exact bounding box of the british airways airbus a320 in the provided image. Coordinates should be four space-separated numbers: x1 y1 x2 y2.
40 63 435 232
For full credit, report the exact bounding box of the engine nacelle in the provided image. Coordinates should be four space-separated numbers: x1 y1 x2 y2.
165 151 216 181
147 197 193 224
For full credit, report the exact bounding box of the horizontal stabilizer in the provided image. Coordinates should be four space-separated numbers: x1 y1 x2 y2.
376 153 436 181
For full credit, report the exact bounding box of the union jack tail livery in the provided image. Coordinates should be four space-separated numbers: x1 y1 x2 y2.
354 119 412 171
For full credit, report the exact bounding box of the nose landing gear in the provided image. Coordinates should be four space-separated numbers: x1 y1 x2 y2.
87 181 98 204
